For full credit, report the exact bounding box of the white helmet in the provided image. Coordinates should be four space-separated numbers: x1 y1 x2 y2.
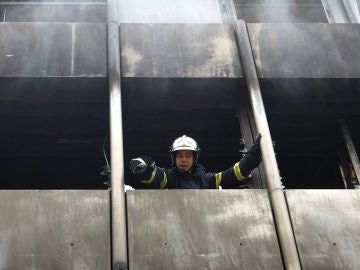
169 135 200 165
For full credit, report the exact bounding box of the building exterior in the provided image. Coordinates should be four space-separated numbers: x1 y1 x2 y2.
0 1 359 269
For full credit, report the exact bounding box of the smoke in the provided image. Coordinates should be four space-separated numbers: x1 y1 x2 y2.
118 0 222 23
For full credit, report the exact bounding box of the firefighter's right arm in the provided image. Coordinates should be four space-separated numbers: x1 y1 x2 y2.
130 156 168 189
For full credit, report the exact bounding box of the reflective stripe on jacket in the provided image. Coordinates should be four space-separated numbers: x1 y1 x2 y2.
139 158 251 189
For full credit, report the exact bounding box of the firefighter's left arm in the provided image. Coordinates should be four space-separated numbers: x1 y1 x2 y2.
211 135 262 189
210 159 251 189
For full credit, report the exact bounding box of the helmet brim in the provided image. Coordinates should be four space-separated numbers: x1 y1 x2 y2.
170 147 198 152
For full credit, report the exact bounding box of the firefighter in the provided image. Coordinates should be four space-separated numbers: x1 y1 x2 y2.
130 134 262 189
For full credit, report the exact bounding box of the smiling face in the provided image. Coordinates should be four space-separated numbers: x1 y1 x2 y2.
175 150 195 172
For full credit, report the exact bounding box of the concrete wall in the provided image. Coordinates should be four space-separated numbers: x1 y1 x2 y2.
248 23 360 78
233 0 327 23
0 190 110 270
0 23 106 77
0 2 106 22
120 24 242 78
286 190 360 270
1 189 360 269
120 23 360 79
1 22 359 79
127 189 360 269
127 190 283 270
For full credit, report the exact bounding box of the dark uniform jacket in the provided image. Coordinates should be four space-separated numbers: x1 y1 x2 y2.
139 158 252 189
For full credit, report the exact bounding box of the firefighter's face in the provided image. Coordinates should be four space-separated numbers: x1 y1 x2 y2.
175 150 194 171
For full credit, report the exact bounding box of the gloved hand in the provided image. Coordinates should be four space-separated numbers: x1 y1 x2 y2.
244 133 262 169
130 156 155 175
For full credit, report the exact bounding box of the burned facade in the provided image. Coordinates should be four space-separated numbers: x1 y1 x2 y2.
0 1 359 269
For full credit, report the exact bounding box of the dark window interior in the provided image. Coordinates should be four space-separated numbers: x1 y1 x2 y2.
1 77 358 189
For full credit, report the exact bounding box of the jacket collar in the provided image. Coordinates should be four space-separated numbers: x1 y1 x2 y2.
173 164 205 176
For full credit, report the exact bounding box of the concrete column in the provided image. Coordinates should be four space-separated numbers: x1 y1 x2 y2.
234 20 301 270
108 0 128 269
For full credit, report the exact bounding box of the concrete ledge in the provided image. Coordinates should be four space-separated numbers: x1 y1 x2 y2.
2 23 360 80
0 23 107 77
0 2 106 22
286 190 360 270
0 190 110 269
127 190 283 270
234 1 327 23
120 23 243 78
248 23 360 78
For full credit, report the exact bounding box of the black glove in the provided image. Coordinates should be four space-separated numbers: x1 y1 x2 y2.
244 133 262 169
100 165 111 189
130 156 155 175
